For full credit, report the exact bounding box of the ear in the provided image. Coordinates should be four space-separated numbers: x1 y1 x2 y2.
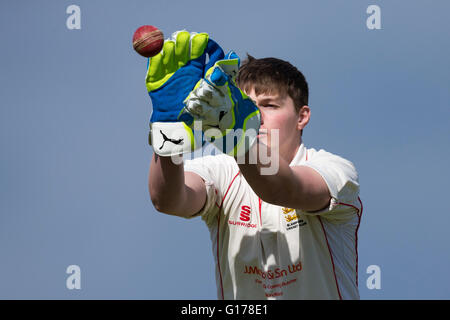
297 105 311 131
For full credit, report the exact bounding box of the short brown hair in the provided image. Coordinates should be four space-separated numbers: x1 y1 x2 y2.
236 55 309 112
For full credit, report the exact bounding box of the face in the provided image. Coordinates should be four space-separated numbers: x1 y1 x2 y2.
247 89 310 162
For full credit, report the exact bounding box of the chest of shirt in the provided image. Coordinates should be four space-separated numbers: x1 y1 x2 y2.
221 176 309 236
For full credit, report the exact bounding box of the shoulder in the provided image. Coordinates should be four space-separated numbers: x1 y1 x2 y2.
184 152 238 170
182 153 240 224
301 146 359 202
184 152 240 191
297 146 361 221
305 148 358 181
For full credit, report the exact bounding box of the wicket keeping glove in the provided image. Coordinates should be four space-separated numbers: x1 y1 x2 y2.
146 30 224 156
181 52 261 157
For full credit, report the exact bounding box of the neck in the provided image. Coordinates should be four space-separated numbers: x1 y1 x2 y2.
281 137 302 164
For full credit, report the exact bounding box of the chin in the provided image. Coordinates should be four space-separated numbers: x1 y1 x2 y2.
257 135 268 144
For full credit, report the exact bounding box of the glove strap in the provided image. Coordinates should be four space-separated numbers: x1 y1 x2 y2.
149 122 200 156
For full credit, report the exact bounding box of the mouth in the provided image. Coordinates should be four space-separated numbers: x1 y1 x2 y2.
257 129 268 137
258 129 268 136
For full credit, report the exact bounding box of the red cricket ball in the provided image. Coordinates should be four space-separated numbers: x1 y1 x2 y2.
132 25 164 58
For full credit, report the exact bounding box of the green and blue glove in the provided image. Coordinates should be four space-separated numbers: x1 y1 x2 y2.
181 51 261 158
146 30 224 156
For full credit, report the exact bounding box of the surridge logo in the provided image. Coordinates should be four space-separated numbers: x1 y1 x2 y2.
229 205 256 228
239 205 251 222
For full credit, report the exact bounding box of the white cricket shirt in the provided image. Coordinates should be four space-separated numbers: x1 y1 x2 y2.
183 143 362 300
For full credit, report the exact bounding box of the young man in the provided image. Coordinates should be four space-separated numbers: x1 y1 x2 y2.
147 31 362 299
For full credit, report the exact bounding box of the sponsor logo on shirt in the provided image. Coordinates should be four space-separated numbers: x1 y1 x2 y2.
228 220 257 228
228 205 257 228
239 205 251 222
243 262 303 279
246 263 301 298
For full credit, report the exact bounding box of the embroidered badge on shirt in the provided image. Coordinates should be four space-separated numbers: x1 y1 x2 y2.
282 207 307 230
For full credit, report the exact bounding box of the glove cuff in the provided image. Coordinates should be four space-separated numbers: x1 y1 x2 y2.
149 122 201 156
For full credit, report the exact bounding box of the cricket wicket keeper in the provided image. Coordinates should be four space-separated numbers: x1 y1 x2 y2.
146 30 363 300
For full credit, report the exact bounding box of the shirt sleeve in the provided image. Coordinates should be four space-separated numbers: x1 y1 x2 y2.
298 150 361 222
183 154 237 226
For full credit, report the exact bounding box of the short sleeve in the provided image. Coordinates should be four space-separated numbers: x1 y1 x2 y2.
298 150 361 222
183 154 237 226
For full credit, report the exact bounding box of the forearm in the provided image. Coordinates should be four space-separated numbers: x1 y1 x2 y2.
238 140 331 210
149 154 187 213
237 141 297 205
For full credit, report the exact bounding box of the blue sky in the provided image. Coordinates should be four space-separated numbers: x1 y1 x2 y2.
0 0 449 299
